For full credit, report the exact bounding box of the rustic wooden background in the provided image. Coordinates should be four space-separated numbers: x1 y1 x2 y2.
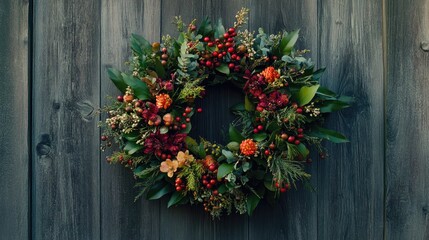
1 0 428 239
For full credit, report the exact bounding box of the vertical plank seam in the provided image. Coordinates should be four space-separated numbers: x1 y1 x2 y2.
28 0 34 239
381 0 388 238
98 0 102 239
158 2 163 239
316 0 321 239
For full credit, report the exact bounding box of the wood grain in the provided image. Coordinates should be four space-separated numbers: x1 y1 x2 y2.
317 0 384 239
386 0 429 239
0 0 29 239
32 0 101 239
246 1 319 239
100 0 161 239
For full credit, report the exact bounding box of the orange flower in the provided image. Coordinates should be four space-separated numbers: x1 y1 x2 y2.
240 139 257 156
156 93 173 109
260 66 280 83
176 150 195 167
160 159 179 177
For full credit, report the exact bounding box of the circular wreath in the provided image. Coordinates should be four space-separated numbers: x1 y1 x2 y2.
100 8 351 218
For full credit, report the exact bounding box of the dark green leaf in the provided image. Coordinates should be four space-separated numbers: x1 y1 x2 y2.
167 192 186 208
245 95 255 111
253 133 268 142
312 67 326 80
297 143 309 158
264 180 276 191
226 141 240 151
266 121 281 132
218 184 228 194
229 125 244 142
279 30 299 55
122 73 151 100
147 183 172 200
319 100 350 113
216 63 230 75
124 131 140 141
198 143 206 158
309 126 349 143
222 150 236 163
242 162 251 172
217 163 234 180
214 18 225 39
150 58 166 78
295 84 319 106
124 141 143 155
107 68 127 93
230 103 245 112
246 191 261 216
197 17 213 36
131 33 152 55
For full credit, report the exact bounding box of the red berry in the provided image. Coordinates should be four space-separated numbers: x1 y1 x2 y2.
272 56 278 61
296 108 303 114
182 112 187 117
186 118 191 122
208 42 214 47
202 180 208 185
253 129 259 134
101 135 108 141
127 160 133 165
256 106 264 112
297 128 304 133
294 140 300 145
257 125 264 131
203 37 210 42
176 186 182 191
161 154 167 160
223 33 229 39
161 53 168 60
181 124 187 129
175 117 181 122
206 61 213 67
217 43 224 49
161 60 167 66
228 28 235 33
231 54 237 60
185 107 192 113
212 51 218 57
202 175 208 180
206 184 212 189
209 164 216 172
235 56 241 61
285 183 291 189
228 63 235 69
287 136 295 143
117 95 123 102
269 143 275 150
227 47 234 53
275 182 280 188
210 179 216 185
189 25 197 31
175 178 182 184
225 42 232 48
227 37 234 42
161 47 167 53
298 134 304 139
280 187 287 193
264 150 270 156
197 108 203 113
213 190 219 196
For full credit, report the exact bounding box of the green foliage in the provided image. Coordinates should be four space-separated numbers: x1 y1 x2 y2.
177 162 205 192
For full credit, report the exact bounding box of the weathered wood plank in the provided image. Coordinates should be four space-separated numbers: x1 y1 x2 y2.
317 0 384 239
247 1 318 239
0 0 29 239
386 0 429 239
100 1 161 239
32 0 101 239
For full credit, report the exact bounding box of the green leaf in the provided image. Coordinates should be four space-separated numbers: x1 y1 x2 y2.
124 131 140 141
229 125 244 142
245 95 255 111
310 126 349 143
295 84 319 106
214 18 225 39
319 100 350 113
226 141 240 151
216 64 230 75
297 143 310 158
242 162 251 172
218 184 228 194
217 163 234 180
279 30 299 55
266 121 281 132
160 126 169 134
230 103 245 112
264 180 276 191
122 74 151 100
312 67 326 80
246 192 261 216
124 141 143 155
222 149 236 163
316 86 338 100
197 17 213 36
147 183 172 200
107 68 127 93
150 58 166 78
167 192 186 208
253 133 268 142
131 33 152 55
198 143 206 158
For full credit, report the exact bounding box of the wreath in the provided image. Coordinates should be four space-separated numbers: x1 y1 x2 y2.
99 8 351 218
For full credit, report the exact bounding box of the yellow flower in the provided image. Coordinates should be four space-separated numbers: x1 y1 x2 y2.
260 66 280 83
156 93 173 109
240 139 257 156
176 150 195 167
160 159 178 177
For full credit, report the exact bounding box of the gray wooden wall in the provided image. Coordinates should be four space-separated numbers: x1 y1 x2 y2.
0 0 428 239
